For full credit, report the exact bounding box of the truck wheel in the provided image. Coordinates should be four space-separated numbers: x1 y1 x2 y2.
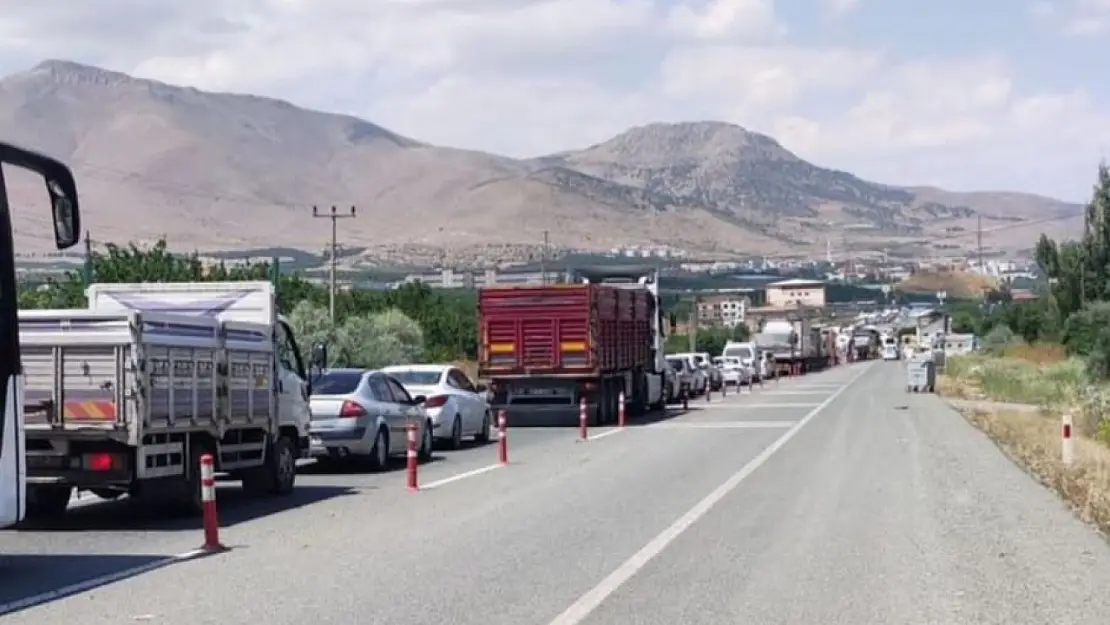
243 436 296 496
25 485 72 520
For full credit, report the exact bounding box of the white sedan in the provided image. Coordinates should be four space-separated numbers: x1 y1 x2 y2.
381 364 493 449
712 356 750 386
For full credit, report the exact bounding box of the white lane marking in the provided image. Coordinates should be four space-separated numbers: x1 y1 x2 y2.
588 428 624 441
759 391 833 396
420 463 503 490
0 548 218 617
546 362 874 625
693 403 821 409
643 421 796 430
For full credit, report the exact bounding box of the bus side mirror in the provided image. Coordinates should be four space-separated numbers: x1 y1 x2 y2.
47 177 79 249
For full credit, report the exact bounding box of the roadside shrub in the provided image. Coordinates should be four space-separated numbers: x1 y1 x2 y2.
1063 301 1110 356
287 301 424 369
1084 327 1110 382
981 324 1018 355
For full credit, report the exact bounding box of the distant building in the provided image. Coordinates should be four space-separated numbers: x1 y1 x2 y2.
764 278 826 309
696 295 749 328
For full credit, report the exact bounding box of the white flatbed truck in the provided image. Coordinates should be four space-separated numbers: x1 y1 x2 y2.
19 281 312 519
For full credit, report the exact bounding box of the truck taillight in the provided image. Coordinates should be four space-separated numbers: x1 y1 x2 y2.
84 452 120 472
339 400 367 417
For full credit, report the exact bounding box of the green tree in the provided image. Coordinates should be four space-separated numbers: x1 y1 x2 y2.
18 238 478 364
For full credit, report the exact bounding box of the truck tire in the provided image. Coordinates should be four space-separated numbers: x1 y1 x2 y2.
25 485 72 520
243 436 296 496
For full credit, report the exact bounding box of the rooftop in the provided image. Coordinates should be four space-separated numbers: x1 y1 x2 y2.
765 278 825 289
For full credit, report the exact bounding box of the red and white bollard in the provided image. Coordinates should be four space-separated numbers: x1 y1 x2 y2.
406 422 419 491
199 453 225 552
579 397 589 441
497 410 508 465
1062 413 1075 467
617 391 626 427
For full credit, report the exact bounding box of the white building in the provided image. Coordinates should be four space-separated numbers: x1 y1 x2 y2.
764 278 826 308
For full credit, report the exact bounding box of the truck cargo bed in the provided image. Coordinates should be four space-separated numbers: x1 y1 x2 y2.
478 284 653 378
19 309 275 443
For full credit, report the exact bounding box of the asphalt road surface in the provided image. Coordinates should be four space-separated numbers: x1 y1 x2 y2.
4 361 1110 624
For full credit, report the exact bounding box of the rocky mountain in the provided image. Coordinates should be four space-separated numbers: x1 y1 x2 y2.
2 60 1082 265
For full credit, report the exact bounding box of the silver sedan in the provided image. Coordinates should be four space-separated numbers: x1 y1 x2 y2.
307 368 434 470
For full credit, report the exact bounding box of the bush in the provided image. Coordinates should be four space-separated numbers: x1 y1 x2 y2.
1063 302 1110 356
287 301 424 369
1085 327 1110 382
980 324 1018 355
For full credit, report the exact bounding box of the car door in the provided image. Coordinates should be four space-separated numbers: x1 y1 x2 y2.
367 374 403 454
447 368 482 431
384 376 421 452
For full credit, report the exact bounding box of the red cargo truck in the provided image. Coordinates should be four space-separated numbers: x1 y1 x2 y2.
478 283 661 426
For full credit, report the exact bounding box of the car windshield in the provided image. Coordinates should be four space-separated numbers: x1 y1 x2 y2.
312 370 365 395
724 346 753 359
667 358 686 371
387 370 442 386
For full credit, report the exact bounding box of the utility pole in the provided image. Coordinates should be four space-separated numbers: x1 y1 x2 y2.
976 215 984 273
82 230 93 286
689 296 699 351
312 205 357 322
540 230 549 285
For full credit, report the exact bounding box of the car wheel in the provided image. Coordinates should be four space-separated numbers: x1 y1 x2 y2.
475 411 492 443
419 421 434 461
449 416 463 450
369 427 389 472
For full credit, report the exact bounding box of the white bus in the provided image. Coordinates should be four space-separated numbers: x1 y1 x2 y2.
0 143 81 528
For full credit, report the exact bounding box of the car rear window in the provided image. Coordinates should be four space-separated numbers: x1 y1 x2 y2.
387 370 441 386
312 371 365 395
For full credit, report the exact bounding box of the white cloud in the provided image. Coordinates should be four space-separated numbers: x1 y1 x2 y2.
821 0 861 16
0 0 1105 200
1029 0 1110 36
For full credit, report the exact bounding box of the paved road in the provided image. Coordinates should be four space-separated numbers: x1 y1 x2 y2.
4 361 1110 623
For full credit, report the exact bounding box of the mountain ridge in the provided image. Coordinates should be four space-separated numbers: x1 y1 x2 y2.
2 60 1083 265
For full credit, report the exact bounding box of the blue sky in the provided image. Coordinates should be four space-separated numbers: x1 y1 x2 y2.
0 0 1107 202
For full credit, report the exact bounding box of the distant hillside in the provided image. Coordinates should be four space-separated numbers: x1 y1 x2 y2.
2 59 1084 265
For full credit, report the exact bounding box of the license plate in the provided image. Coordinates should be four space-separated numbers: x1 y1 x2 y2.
521 388 555 396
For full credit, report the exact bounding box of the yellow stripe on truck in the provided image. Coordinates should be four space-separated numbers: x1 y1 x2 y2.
489 342 515 354
560 341 587 351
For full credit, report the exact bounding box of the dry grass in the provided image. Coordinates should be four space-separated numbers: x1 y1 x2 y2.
941 349 1110 534
1001 342 1068 365
962 408 1110 534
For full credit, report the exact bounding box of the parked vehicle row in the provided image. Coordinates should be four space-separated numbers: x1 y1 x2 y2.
307 363 494 471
